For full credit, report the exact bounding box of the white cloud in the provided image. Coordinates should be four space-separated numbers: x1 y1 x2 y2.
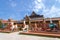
36 0 42 3
32 0 60 18
10 2 17 7
56 0 60 3
43 5 60 18
8 0 17 8
33 0 45 12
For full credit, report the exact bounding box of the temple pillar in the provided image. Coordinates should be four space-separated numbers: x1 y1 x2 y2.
28 20 31 32
43 18 46 31
34 22 37 32
58 20 60 29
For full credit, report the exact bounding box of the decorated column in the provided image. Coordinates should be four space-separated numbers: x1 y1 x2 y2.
50 18 52 23
35 22 37 32
58 20 60 29
43 18 46 31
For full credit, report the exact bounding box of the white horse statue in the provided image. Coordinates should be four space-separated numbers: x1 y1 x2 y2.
10 22 18 31
23 20 29 32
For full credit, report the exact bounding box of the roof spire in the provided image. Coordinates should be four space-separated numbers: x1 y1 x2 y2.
31 11 37 16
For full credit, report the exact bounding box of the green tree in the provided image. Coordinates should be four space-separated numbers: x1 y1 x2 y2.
5 23 7 26
0 20 3 28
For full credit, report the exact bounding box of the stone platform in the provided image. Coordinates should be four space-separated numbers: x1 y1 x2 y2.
20 31 60 38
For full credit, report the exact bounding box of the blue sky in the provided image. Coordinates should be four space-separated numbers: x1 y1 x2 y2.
0 0 60 20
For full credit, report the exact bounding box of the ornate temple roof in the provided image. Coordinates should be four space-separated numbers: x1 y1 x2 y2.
29 11 44 18
22 11 44 22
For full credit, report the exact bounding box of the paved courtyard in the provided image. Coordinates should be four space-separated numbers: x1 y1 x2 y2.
0 32 60 40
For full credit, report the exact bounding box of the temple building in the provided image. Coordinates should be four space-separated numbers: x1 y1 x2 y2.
17 11 60 32
1 11 60 32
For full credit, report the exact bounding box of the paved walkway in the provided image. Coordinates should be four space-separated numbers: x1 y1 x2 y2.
0 31 59 40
